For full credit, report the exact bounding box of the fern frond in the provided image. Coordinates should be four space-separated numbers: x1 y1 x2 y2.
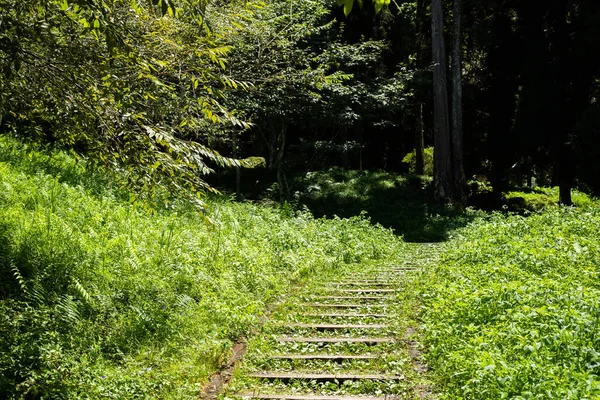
57 294 82 323
29 281 47 306
72 278 95 309
10 261 28 295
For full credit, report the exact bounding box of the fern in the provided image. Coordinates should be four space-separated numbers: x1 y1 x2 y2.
72 278 95 309
57 294 82 323
28 281 47 306
10 260 28 295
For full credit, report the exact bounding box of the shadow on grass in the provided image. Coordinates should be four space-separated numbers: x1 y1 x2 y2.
291 168 479 242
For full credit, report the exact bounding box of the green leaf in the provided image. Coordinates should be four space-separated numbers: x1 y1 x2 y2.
343 0 353 15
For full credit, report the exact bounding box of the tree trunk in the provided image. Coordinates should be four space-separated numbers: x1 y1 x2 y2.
232 133 242 200
450 0 466 203
415 103 425 175
276 125 288 201
559 175 573 206
414 0 427 176
431 0 453 201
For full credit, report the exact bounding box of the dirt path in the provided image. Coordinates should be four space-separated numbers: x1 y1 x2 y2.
212 256 436 400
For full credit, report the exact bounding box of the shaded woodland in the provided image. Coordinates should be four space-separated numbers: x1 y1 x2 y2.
2 0 600 209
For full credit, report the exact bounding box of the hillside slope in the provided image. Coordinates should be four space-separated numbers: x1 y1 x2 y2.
0 136 406 399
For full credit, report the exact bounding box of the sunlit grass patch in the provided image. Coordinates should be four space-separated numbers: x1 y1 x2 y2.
419 205 600 399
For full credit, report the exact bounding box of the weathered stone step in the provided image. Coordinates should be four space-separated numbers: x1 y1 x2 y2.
248 372 403 382
300 313 388 318
281 323 388 330
269 354 378 361
276 337 395 344
383 267 419 271
337 282 394 286
300 304 385 309
238 393 395 400
331 289 396 294
310 296 394 301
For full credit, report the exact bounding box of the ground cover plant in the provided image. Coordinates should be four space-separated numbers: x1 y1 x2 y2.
0 135 407 399
419 201 600 399
292 168 478 242
506 187 595 212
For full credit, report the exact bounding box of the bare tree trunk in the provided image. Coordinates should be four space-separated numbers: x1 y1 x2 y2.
276 125 288 201
559 176 573 206
232 133 241 200
414 0 427 176
451 0 466 203
415 103 425 175
431 0 453 201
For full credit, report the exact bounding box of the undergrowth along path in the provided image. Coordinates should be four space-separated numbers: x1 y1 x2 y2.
222 251 439 400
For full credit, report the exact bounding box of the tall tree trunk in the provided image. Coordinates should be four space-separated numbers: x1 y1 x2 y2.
431 0 453 201
414 0 427 175
486 11 519 208
232 132 241 200
451 0 466 203
415 103 425 175
275 125 288 201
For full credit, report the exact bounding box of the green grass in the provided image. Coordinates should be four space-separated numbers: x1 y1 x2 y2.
0 135 407 399
506 186 595 212
418 206 600 399
291 168 480 242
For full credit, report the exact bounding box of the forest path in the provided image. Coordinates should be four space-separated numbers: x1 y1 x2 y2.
219 244 441 400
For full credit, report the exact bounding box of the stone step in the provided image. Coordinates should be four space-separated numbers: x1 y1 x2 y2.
238 393 396 400
248 372 403 382
269 354 379 361
299 304 385 309
276 337 395 344
337 282 394 286
309 296 394 301
331 289 396 294
300 313 388 318
281 323 388 330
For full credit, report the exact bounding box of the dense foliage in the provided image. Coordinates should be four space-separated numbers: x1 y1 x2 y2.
0 0 259 207
3 0 600 398
419 203 600 398
0 136 406 398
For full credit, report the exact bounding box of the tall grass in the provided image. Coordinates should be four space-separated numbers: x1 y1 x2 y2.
0 136 406 399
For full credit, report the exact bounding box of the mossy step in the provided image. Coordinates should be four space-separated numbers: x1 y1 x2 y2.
247 373 403 382
309 296 394 301
329 289 396 294
269 355 379 361
299 304 386 309
279 324 388 330
238 393 396 400
300 313 388 318
336 282 395 286
276 337 395 344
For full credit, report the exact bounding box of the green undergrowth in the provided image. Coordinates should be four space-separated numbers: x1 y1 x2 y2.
0 136 406 399
292 168 479 242
419 205 600 399
506 186 594 212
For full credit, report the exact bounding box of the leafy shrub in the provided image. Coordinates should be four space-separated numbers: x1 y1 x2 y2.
506 186 594 212
402 147 434 176
419 206 600 399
